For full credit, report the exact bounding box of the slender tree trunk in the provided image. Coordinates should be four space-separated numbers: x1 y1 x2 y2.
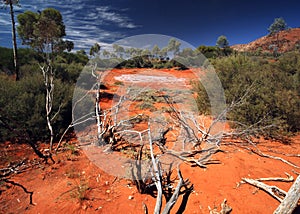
40 63 54 153
9 1 20 81
46 67 54 153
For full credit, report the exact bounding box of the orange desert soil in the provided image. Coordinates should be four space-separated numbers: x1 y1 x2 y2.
1 68 299 214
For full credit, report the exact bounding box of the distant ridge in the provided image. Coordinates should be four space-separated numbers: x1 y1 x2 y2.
232 28 300 53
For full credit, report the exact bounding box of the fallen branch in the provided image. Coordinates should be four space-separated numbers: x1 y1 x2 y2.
225 141 300 169
252 150 300 169
0 158 28 177
274 175 300 214
161 146 221 168
255 173 294 182
147 122 194 214
266 149 300 157
242 178 286 202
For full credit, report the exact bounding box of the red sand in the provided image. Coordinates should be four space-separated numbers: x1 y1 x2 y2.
1 68 299 214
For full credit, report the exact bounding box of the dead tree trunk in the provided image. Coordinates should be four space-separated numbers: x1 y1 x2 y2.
91 64 105 145
274 175 300 214
147 123 193 214
95 73 103 144
40 63 54 153
148 125 163 214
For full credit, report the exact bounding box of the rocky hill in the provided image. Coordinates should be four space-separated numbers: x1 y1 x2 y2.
232 28 300 53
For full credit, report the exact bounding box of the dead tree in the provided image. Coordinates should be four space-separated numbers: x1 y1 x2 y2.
56 64 104 150
56 63 131 151
67 68 300 213
147 123 193 214
39 62 55 153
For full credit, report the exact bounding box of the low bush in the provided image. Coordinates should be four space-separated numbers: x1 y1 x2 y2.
195 53 300 138
0 72 73 143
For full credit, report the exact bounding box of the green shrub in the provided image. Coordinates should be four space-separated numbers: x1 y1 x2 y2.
0 72 73 143
194 53 300 138
193 81 211 115
0 47 14 73
54 62 83 83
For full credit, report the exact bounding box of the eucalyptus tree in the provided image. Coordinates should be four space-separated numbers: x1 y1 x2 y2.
17 8 72 53
17 8 73 152
89 43 101 56
267 17 288 53
216 35 229 48
167 38 181 56
268 17 287 35
152 45 160 59
141 48 151 59
112 44 125 58
159 47 168 59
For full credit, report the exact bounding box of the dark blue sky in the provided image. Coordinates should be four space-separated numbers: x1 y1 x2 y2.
0 0 299 50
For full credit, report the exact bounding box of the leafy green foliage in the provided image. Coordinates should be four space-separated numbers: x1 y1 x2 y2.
0 46 88 143
115 55 188 69
0 47 39 75
0 47 14 72
53 51 88 83
1 46 88 81
116 56 152 68
216 35 229 48
0 72 73 142
193 81 211 115
152 45 160 57
195 53 300 138
197 45 233 58
89 43 101 56
17 8 73 53
268 17 288 34
167 38 181 56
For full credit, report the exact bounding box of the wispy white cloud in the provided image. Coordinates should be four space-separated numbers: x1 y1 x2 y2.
95 6 139 29
0 19 11 26
74 39 112 51
0 0 140 50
